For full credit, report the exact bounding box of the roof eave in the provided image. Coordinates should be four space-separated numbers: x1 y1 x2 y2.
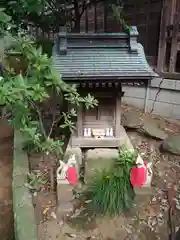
61 75 156 82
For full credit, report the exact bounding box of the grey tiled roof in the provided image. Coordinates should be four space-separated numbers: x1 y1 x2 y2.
52 30 158 81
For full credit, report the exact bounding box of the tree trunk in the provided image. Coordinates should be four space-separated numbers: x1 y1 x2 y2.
73 0 81 32
74 17 81 32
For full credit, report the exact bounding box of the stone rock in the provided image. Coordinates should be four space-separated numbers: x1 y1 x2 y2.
134 187 153 196
142 121 167 140
84 148 118 183
161 136 180 155
121 111 142 129
125 235 138 240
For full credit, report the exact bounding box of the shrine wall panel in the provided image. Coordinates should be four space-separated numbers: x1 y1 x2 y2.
82 98 116 130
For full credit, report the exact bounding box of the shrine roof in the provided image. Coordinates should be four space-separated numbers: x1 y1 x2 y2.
52 27 158 82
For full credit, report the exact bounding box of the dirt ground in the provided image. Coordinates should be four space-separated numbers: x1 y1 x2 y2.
0 120 14 240
29 105 180 240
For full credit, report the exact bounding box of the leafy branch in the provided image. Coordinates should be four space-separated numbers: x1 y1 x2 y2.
0 13 98 156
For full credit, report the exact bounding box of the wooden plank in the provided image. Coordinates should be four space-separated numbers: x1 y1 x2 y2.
157 0 168 72
144 0 150 54
71 137 121 148
96 2 104 32
79 92 119 99
103 2 108 32
82 119 115 124
82 98 116 129
115 94 121 138
169 12 180 72
77 104 83 137
85 7 88 33
177 0 180 12
83 121 115 128
94 1 97 32
157 0 169 70
170 0 177 25
178 41 180 51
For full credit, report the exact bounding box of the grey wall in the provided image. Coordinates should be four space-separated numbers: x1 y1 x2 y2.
122 78 180 119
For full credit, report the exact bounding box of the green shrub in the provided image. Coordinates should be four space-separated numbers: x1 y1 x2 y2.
86 148 137 216
1 33 98 156
36 38 53 57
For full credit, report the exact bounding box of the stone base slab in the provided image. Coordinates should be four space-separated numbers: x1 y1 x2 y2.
56 184 74 218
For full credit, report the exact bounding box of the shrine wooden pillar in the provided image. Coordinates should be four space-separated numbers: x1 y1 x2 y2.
169 0 180 73
77 104 83 137
115 92 121 138
157 0 180 77
157 0 169 72
144 81 150 113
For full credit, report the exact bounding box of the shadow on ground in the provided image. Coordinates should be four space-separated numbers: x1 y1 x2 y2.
0 120 14 240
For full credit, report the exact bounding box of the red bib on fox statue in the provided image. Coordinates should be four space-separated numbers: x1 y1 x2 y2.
66 166 78 185
56 154 78 185
130 162 152 187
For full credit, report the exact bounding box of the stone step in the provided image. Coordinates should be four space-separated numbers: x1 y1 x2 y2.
134 187 153 196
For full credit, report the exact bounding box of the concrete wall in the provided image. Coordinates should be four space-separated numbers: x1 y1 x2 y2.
13 131 37 240
122 78 180 119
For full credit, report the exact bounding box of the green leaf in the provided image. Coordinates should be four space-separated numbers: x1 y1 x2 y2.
1 27 98 158
0 10 12 23
14 74 26 86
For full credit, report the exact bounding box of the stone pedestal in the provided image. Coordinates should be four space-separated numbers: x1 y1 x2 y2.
57 183 74 218
84 148 118 183
56 150 81 218
63 146 82 177
134 186 153 196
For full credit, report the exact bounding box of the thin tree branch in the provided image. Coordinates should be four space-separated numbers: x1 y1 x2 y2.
79 0 87 17
48 106 56 138
29 100 47 139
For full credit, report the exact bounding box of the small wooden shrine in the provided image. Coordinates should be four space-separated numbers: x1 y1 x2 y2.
53 27 158 148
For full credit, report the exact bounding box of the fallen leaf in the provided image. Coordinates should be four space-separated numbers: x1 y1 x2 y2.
146 206 156 217
64 233 76 238
43 207 50 215
121 224 133 234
